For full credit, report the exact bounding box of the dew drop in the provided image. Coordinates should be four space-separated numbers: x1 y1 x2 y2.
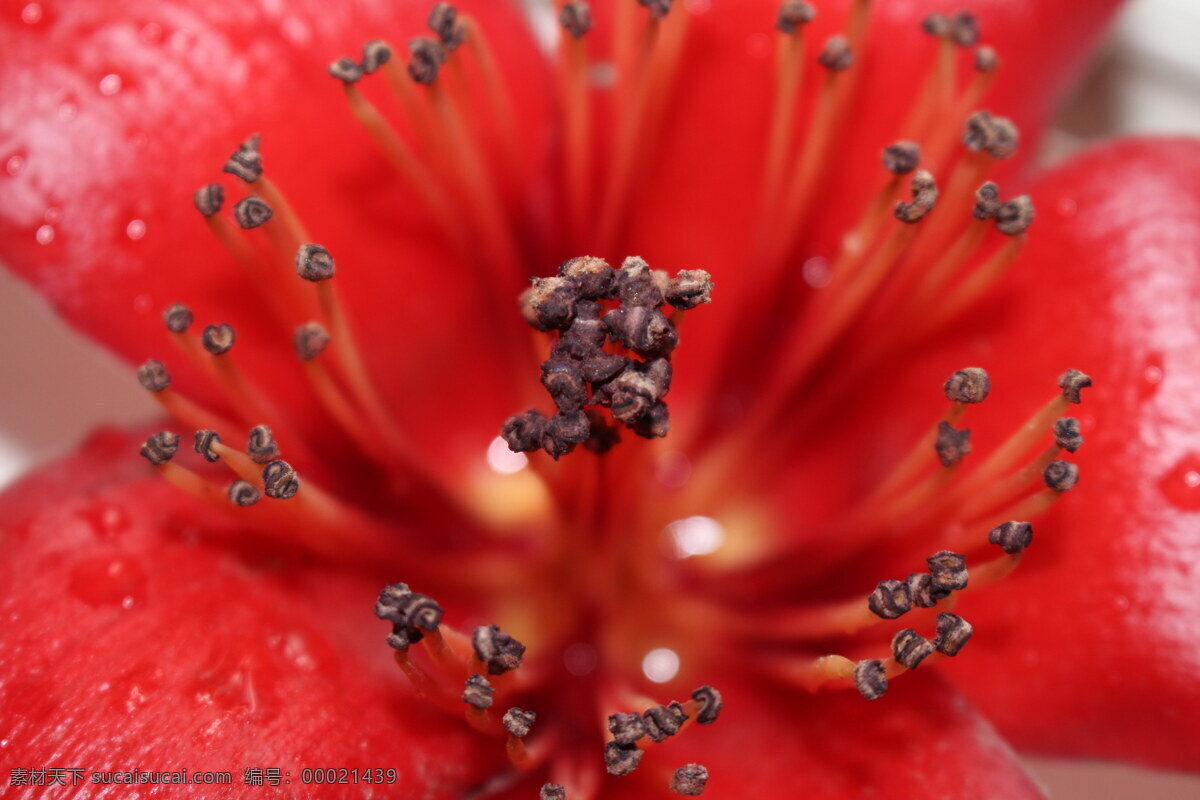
1159 454 1200 511
68 555 148 607
21 3 42 24
79 503 131 540
35 224 54 245
98 73 122 96
1140 352 1164 401
126 218 146 240
642 648 680 683
802 256 832 289
5 155 25 177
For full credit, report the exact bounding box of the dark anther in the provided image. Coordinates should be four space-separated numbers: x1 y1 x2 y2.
817 35 853 71
989 520 1033 554
927 550 968 593
228 480 261 507
691 685 723 725
630 401 671 439
559 255 615 299
541 784 566 800
193 184 224 217
544 410 591 459
222 136 262 183
882 141 921 175
428 3 467 50
944 367 991 404
948 11 979 47
935 421 973 467
362 40 392 74
328 57 364 84
854 659 888 701
542 359 588 413
201 323 236 356
163 303 194 334
933 612 973 656
294 322 331 362
408 37 447 85
501 409 548 453
921 13 949 37
777 0 816 33
907 572 938 608
296 243 336 282
247 425 279 464
609 359 673 424
604 306 678 359
137 359 171 393
962 111 1019 159
521 276 580 331
262 460 300 500
608 712 647 746
1057 369 1093 404
975 45 999 73
581 351 628 384
665 270 714 310
996 195 1035 235
670 764 709 796
140 431 179 466
503 707 536 738
973 182 1002 220
462 674 494 710
892 629 935 670
233 196 272 229
868 579 913 619
1044 460 1079 492
604 741 644 777
193 429 221 462
644 702 689 742
473 624 526 675
1053 417 1083 453
636 0 672 20
374 583 443 648
895 169 938 223
560 2 593 38
615 256 665 307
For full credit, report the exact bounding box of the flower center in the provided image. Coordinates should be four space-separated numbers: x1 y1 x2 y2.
127 2 1094 795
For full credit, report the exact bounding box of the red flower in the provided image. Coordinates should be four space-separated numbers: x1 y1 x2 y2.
2 0 1199 797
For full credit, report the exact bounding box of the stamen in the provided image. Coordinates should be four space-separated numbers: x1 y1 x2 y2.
362 40 392 74
193 184 224 217
947 12 980 47
472 624 526 675
328 57 364 85
1058 369 1093 404
262 459 300 499
604 742 644 777
137 359 171 393
761 2 812 210
907 572 938 608
200 323 236 356
540 785 566 800
973 181 1002 219
247 424 279 464
636 0 673 20
228 479 261 506
140 431 180 465
608 712 647 746
427 3 467 51
561 2 593 38
882 141 921 175
927 551 968 594
1053 417 1083 453
670 764 709 796
193 428 221 462
376 583 445 648
868 579 913 620
988 521 1033 554
162 303 194 334
891 629 934 670
776 1 816 33
944 367 991 403
894 169 938 223
932 612 973 656
503 708 536 739
643 702 689 742
295 243 336 282
934 421 972 467
996 195 1035 236
1043 460 1080 492
853 659 887 700
462 674 495 710
962 111 1019 159
408 37 447 85
975 45 999 73
817 35 853 72
222 135 263 183
689 685 723 724
293 321 331 362
560 4 593 239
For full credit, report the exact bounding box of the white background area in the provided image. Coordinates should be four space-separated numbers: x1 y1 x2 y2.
1 0 1199 795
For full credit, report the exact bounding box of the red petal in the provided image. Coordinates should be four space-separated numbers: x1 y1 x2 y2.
0 428 498 796
613 674 1045 799
941 139 1200 771
0 0 551 465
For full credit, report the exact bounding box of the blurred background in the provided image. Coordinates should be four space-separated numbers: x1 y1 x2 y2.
2 0 1199 795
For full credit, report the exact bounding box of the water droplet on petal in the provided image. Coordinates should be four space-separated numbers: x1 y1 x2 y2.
126 219 146 240
5 155 25 176
98 73 122 96
642 648 680 683
35 224 54 245
1159 453 1200 511
21 3 42 24
68 555 148 607
802 256 832 289
1140 352 1164 401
